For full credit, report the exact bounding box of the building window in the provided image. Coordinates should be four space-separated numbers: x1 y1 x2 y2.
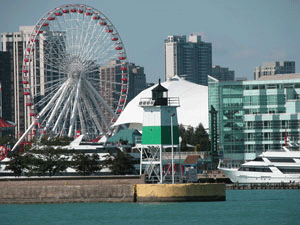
264 144 270 151
247 121 253 129
267 95 277 105
264 121 270 128
247 133 254 141
268 108 276 114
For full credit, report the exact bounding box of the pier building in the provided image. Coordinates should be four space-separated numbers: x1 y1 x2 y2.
208 74 300 166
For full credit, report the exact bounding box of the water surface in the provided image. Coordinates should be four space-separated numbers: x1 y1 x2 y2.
1 190 299 225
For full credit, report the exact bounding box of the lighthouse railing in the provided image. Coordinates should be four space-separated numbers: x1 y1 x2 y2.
139 97 180 107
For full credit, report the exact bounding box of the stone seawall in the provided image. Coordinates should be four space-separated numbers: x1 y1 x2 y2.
0 175 145 204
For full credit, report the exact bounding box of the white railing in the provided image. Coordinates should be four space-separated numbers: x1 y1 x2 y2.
138 97 180 107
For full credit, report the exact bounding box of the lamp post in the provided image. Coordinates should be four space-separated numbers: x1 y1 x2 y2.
171 113 175 184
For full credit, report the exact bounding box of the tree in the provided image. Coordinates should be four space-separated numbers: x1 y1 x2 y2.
194 124 210 152
30 147 70 177
179 123 210 152
5 151 33 177
72 153 102 176
179 125 194 151
103 151 136 175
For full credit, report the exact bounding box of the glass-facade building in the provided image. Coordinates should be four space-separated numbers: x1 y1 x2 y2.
208 74 300 165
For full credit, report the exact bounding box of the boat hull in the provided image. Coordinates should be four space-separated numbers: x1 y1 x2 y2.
219 167 300 184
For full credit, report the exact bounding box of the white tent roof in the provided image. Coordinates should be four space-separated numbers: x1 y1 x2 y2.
113 76 208 129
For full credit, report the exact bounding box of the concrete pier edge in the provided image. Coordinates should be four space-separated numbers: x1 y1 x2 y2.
134 183 226 202
0 176 227 204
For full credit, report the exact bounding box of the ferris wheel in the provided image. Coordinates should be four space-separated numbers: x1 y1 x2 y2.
20 4 129 142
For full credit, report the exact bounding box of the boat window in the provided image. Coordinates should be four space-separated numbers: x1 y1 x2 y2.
238 166 272 172
253 157 263 161
267 158 295 163
268 148 285 152
277 167 300 174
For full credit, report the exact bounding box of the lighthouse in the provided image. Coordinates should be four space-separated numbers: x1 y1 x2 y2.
139 79 179 183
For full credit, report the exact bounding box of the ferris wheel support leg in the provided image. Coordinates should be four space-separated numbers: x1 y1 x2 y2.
60 107 71 136
39 81 69 119
11 122 35 152
12 82 68 150
45 79 71 130
84 84 110 134
81 90 106 135
68 79 82 137
83 79 118 119
52 83 76 133
51 97 71 133
77 101 87 135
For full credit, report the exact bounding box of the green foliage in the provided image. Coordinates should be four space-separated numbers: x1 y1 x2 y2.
4 137 139 177
103 151 136 175
29 147 70 177
179 123 210 152
21 143 32 153
5 151 33 177
5 145 105 177
72 153 102 176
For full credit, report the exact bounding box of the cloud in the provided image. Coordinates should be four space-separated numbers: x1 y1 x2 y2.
233 46 258 58
266 48 287 60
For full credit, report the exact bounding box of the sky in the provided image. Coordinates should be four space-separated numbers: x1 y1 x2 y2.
1 0 299 83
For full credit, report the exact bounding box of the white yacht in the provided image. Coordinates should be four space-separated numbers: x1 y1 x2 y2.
218 142 300 184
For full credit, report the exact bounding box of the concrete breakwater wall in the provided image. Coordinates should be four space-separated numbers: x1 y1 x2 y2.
0 176 226 204
135 183 226 202
0 175 145 204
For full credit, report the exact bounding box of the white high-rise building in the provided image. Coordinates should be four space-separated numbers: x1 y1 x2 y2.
164 34 212 86
1 26 34 138
1 26 51 138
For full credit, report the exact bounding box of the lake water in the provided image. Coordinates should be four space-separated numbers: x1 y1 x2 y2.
1 190 300 225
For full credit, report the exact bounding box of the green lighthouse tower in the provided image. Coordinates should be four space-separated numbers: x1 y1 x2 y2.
139 80 180 183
